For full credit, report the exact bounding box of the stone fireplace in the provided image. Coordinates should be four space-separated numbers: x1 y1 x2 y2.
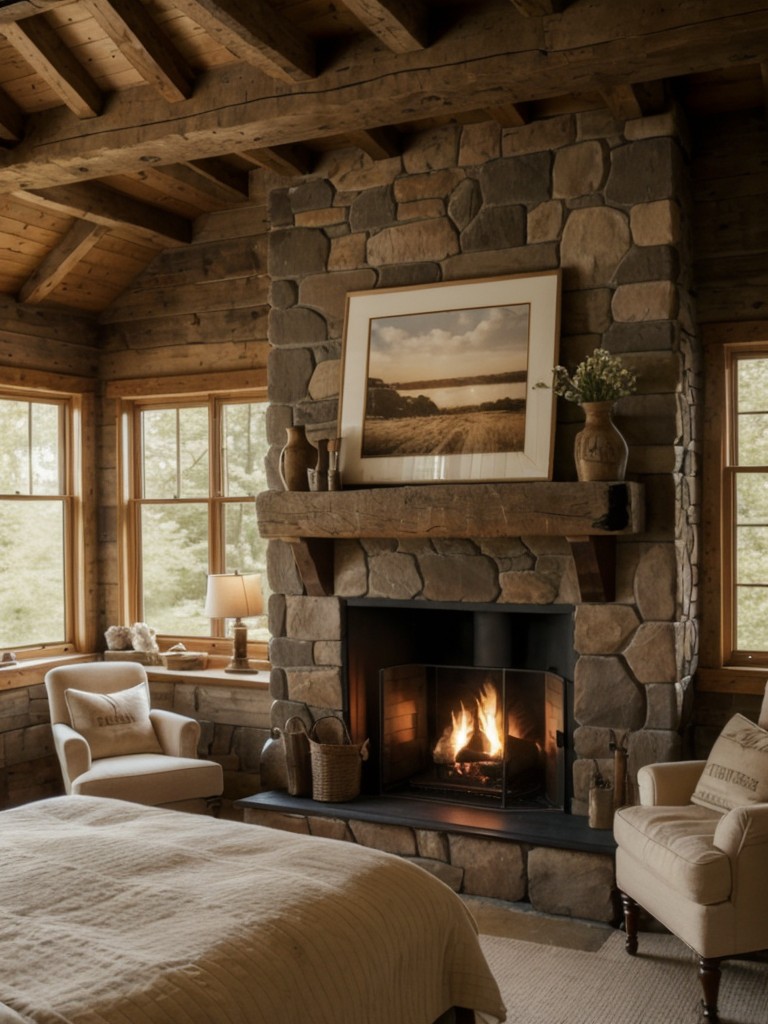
246 109 699 921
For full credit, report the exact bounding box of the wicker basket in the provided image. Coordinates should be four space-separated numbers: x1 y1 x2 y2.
282 716 312 797
308 716 369 803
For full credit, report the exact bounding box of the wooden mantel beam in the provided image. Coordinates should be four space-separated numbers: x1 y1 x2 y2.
1 2 768 192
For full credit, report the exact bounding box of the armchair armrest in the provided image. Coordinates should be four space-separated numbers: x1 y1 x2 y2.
150 709 201 758
51 722 91 791
637 760 706 806
714 802 768 859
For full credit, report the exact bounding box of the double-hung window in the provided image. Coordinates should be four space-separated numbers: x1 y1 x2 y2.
0 384 91 654
723 344 768 663
118 388 269 654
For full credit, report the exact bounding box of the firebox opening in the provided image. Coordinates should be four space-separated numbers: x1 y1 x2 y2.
345 600 575 811
381 664 565 810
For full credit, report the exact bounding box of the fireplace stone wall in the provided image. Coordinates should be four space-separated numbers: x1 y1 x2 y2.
263 106 698 819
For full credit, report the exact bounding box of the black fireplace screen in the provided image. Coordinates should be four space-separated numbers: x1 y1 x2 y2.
380 665 565 809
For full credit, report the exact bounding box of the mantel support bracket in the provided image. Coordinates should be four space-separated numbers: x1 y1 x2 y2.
566 535 617 602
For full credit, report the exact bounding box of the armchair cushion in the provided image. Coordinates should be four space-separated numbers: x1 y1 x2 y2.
64 682 162 760
613 803 730 905
691 713 768 813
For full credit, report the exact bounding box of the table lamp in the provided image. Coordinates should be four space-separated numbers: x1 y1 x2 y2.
204 570 262 673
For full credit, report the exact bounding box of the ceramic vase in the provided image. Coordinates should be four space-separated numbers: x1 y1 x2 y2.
279 425 316 492
573 401 628 482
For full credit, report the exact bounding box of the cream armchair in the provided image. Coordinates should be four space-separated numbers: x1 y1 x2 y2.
614 684 768 1022
46 661 223 812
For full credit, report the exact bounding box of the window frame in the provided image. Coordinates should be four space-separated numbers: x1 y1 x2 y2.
111 372 269 661
699 324 768 690
0 370 97 659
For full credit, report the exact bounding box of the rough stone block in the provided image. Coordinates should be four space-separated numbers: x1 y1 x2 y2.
286 667 343 709
574 656 646 730
528 848 616 923
268 227 329 277
348 185 395 231
403 125 460 173
286 595 343 641
299 268 376 325
611 281 678 322
350 820 417 855
369 551 422 599
527 200 563 243
503 114 576 155
480 153 551 207
499 571 559 604
242 808 310 834
553 140 608 197
308 815 354 841
605 138 679 206
461 205 526 251
448 834 526 901
269 306 327 349
459 121 501 166
574 604 640 654
416 828 450 862
394 168 465 203
634 542 677 620
560 206 630 288
420 553 499 603
367 218 460 265
630 200 681 246
328 232 367 271
307 358 341 401
623 622 681 684
267 347 315 405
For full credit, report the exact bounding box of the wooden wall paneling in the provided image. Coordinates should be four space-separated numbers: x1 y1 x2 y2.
99 308 269 351
18 220 107 304
98 273 269 324
98 340 271 381
121 236 262 290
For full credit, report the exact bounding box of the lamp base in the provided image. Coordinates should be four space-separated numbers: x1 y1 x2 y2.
224 659 260 674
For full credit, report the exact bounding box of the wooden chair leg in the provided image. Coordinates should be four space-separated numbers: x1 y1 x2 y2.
698 957 722 1023
619 891 639 955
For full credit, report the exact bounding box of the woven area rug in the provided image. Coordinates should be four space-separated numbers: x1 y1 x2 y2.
480 929 768 1024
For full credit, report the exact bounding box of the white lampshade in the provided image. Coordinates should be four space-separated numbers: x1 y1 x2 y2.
204 572 263 620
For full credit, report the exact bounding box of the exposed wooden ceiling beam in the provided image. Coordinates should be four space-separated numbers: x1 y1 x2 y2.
170 0 315 83
0 86 24 142
17 220 107 305
239 144 314 177
83 0 194 104
0 1 72 23
484 102 530 127
185 158 251 202
150 161 249 206
341 0 430 53
345 126 401 160
598 80 667 121
1 14 103 118
2 2 768 192
13 183 192 245
508 0 569 14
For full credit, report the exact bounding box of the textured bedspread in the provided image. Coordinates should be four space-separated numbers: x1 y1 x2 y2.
0 796 505 1024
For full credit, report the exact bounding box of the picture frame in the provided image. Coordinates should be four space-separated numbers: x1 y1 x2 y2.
337 270 561 486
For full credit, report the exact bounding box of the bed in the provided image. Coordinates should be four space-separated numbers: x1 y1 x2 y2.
0 796 506 1024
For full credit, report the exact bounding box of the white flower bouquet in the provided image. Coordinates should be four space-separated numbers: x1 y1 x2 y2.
540 348 637 404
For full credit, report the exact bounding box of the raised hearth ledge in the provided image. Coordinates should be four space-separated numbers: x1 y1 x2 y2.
256 481 645 602
237 791 617 855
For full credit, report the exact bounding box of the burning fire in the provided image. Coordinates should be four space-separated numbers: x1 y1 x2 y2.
433 681 504 764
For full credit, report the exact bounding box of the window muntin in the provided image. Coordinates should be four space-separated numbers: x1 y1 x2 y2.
0 395 69 649
124 394 269 646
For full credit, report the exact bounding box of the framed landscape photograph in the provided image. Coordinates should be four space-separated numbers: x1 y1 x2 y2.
337 270 561 486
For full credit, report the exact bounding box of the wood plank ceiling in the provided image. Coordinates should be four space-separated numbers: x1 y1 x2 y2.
0 0 766 318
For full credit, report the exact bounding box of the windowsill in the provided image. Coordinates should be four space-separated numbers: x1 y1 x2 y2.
145 663 270 688
0 653 271 691
0 652 97 691
696 666 768 695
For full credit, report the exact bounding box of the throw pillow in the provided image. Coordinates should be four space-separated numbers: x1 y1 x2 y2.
65 682 162 760
691 713 768 813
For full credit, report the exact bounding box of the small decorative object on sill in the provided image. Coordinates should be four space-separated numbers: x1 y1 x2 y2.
536 347 636 482
1 651 17 665
588 759 614 829
279 424 316 492
327 437 342 491
308 714 370 802
103 622 161 664
161 644 208 671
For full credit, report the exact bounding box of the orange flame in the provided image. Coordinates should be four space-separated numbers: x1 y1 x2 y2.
433 681 504 763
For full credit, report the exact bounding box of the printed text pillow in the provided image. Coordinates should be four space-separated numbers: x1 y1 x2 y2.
65 682 162 760
691 713 768 813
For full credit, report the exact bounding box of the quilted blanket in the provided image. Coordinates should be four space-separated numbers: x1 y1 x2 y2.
0 796 505 1024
